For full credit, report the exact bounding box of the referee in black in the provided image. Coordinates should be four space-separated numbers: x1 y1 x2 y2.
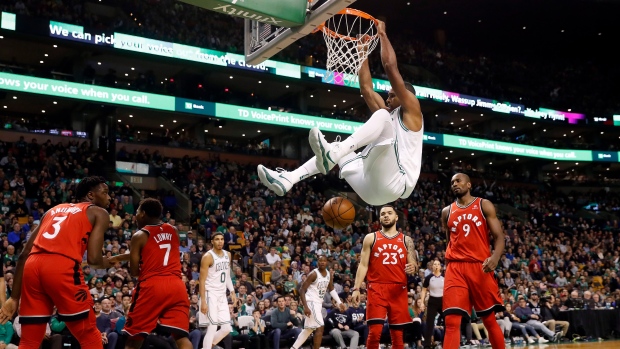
421 260 444 349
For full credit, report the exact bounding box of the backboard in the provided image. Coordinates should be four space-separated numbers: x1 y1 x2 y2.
244 0 358 65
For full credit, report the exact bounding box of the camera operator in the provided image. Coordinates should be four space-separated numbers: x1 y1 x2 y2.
527 291 568 341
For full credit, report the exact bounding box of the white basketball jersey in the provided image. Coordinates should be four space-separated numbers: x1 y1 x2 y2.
390 106 423 199
305 269 330 303
205 249 230 295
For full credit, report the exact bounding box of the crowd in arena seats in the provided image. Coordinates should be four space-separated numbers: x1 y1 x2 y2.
1 132 620 347
3 0 619 117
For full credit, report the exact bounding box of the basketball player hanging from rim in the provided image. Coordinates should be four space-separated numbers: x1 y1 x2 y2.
258 20 423 206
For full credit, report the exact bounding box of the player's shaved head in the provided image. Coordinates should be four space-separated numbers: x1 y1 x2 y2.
452 173 471 183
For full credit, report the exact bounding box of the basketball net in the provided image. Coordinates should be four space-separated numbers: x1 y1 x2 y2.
317 9 380 87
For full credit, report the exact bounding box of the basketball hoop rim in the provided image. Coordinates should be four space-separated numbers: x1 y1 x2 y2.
315 8 378 41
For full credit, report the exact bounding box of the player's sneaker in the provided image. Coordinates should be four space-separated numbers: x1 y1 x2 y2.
309 127 343 175
257 165 293 196
538 337 549 344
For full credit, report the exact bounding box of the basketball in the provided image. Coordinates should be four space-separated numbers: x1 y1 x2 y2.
322 197 356 229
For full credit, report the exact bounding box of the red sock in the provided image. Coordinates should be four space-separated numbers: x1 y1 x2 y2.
367 324 383 349
481 313 506 349
389 328 404 349
443 315 462 349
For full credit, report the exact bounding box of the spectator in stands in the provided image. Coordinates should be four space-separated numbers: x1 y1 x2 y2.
527 291 569 341
555 271 569 287
326 303 360 349
564 290 584 309
514 298 557 342
7 224 22 250
502 303 542 344
266 247 282 266
95 298 122 349
230 303 251 349
249 309 268 349
269 296 301 349
109 208 123 229
224 226 238 250
583 291 596 309
240 239 254 272
544 295 570 339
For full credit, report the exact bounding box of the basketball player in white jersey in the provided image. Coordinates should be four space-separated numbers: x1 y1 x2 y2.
199 231 237 349
291 256 345 349
258 20 423 205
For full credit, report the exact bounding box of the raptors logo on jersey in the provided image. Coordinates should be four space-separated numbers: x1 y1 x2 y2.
445 197 490 263
367 231 408 285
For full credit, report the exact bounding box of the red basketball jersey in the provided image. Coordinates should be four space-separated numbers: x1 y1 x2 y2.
138 223 182 282
32 202 93 262
445 197 491 263
367 231 408 285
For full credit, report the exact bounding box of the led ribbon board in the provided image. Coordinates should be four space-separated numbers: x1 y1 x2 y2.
1 72 617 163
0 12 592 124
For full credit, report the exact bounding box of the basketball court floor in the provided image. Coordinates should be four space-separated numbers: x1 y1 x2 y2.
501 342 619 349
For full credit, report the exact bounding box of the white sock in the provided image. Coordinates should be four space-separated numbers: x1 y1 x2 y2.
203 325 218 349
291 328 314 349
289 157 321 184
339 108 392 154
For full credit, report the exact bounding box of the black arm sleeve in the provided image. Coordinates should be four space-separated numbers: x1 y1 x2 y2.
422 274 432 288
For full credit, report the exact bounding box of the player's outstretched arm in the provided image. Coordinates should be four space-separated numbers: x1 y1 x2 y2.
481 199 505 273
128 231 148 277
87 206 114 269
376 21 422 132
352 234 373 301
199 252 213 314
359 48 386 113
299 271 317 316
405 236 418 275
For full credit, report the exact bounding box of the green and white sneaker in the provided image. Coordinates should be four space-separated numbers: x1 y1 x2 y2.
309 127 342 175
257 165 293 196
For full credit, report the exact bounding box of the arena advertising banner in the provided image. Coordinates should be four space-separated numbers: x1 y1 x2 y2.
178 99 363 134
0 12 593 125
443 135 594 162
0 71 617 162
0 72 175 111
116 161 150 175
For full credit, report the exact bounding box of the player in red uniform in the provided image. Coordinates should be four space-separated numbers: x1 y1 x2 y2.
351 204 418 349
122 198 192 349
441 173 506 349
0 176 112 349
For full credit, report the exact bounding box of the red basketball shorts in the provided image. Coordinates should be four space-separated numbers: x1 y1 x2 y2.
366 283 411 327
123 276 190 338
443 261 504 318
20 254 94 324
